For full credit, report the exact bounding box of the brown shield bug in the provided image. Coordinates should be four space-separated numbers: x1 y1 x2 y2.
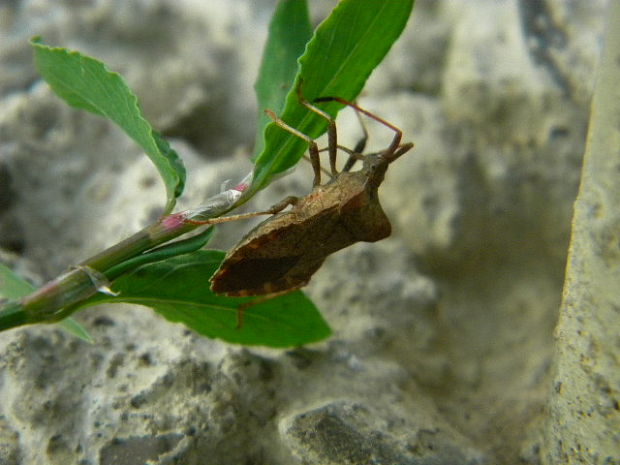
207 86 413 307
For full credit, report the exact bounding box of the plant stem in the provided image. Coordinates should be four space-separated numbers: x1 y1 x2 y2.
0 215 197 331
0 171 253 332
81 216 194 271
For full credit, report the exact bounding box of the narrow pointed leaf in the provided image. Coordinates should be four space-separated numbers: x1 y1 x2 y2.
56 317 94 343
31 38 185 213
104 227 215 280
251 0 415 191
0 263 35 300
253 0 312 158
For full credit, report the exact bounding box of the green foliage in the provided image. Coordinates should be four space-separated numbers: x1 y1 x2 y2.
251 0 415 192
0 263 35 300
0 0 415 347
104 227 215 280
76 251 331 347
253 0 313 158
54 317 94 343
31 38 186 214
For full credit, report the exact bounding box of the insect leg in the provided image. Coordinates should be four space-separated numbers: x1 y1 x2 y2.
314 96 404 161
265 195 299 214
336 145 365 172
265 109 323 186
295 82 338 177
187 196 298 225
342 109 369 172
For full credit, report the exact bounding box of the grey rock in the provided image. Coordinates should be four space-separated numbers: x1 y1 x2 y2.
281 401 485 465
0 0 613 464
542 1 620 463
0 416 21 465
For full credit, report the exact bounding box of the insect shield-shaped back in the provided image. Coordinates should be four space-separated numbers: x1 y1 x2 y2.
209 88 413 300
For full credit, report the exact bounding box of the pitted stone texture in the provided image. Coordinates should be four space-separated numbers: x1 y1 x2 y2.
281 401 485 465
0 1 611 464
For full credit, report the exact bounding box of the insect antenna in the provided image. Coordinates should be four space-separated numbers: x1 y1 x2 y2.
314 96 406 161
342 107 369 172
265 109 323 186
296 82 339 177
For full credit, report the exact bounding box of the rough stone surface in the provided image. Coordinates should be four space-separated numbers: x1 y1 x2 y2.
543 2 620 463
281 400 485 465
0 1 613 464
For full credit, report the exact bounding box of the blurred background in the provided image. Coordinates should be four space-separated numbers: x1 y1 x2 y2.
0 1 610 464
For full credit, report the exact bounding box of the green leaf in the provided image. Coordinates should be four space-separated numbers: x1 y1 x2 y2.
0 263 93 342
251 0 415 191
31 38 186 213
77 250 331 347
253 0 313 158
0 263 35 300
57 317 94 343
